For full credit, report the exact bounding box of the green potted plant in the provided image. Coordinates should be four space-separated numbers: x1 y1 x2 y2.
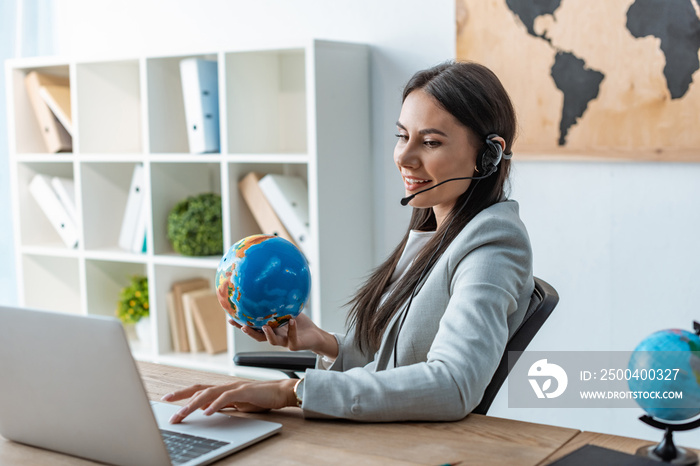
167 192 223 256
116 275 150 341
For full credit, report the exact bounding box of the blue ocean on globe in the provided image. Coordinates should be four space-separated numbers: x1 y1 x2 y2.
628 329 700 421
215 234 310 329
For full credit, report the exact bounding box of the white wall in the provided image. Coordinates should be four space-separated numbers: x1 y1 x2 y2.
494 160 700 447
5 0 699 448
0 0 17 307
0 0 56 306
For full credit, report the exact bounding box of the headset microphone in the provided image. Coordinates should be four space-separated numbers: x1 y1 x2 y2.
399 174 490 206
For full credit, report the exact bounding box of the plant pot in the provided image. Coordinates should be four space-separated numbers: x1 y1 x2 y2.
135 316 151 342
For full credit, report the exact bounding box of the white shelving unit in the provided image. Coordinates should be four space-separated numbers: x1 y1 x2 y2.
6 40 374 377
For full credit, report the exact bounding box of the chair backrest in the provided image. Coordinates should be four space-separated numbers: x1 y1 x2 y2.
471 276 559 415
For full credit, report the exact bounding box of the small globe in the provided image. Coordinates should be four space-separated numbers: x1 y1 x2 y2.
215 234 310 329
628 329 700 421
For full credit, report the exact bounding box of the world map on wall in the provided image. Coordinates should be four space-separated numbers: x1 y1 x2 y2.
456 0 700 158
508 0 700 145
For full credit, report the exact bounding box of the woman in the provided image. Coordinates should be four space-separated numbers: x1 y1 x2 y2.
165 61 534 423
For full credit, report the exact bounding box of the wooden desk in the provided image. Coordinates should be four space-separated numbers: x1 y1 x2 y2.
4 361 693 466
138 362 578 465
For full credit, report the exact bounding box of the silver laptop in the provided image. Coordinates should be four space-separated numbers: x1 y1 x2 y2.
0 306 282 465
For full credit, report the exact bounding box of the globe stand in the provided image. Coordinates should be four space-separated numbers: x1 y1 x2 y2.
636 415 700 464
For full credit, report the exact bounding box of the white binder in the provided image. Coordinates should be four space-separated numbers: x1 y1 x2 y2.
39 84 73 136
180 58 220 153
118 164 145 251
238 172 295 245
50 176 78 225
29 174 79 248
258 174 311 258
130 197 148 254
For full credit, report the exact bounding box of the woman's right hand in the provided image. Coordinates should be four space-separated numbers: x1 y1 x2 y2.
228 312 338 359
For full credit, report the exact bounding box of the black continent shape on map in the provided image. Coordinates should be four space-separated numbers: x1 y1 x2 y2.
627 0 700 99
551 52 605 146
505 0 562 39
505 0 606 146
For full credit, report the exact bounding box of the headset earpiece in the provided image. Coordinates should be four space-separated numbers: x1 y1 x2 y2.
476 134 508 177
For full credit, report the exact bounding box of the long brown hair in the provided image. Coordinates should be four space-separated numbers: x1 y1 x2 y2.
346 61 517 353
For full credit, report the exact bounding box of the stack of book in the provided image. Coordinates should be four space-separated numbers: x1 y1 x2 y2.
166 277 227 355
238 172 311 259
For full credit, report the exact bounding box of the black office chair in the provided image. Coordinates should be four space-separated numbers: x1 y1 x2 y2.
234 276 559 415
471 276 559 414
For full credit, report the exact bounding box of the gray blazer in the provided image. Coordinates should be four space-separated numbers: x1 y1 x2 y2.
302 200 534 421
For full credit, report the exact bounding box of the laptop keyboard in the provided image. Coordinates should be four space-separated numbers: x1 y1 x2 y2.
160 429 230 465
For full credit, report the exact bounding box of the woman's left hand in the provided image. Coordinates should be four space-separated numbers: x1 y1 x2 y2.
162 379 298 424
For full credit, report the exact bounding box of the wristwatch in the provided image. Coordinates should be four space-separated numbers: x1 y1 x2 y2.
293 378 304 408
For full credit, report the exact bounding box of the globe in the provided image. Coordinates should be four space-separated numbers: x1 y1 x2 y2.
627 329 700 421
215 234 310 329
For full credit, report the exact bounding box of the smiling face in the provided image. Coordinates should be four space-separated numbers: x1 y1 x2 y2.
394 89 480 227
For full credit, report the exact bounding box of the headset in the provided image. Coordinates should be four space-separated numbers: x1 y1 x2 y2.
393 133 511 368
400 134 512 206
478 134 512 177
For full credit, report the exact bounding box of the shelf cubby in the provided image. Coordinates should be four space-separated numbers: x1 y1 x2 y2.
8 64 71 154
151 263 217 355
224 49 307 154
84 259 147 318
16 161 76 248
225 161 308 245
80 162 144 252
150 161 222 257
20 254 81 313
75 60 142 154
145 53 219 154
